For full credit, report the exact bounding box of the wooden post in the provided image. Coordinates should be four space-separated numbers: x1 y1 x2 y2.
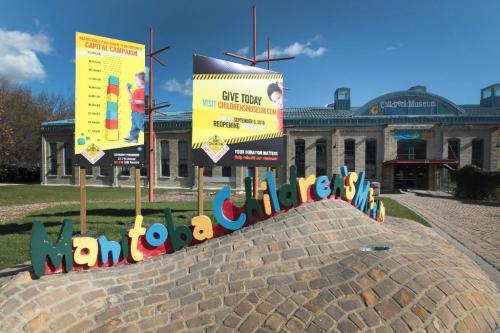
79 167 87 235
198 166 204 215
135 167 141 216
253 167 259 199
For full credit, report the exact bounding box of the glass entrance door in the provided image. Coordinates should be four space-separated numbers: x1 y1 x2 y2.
394 164 429 189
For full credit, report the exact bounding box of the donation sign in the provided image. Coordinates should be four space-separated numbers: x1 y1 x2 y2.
75 32 145 167
192 55 285 167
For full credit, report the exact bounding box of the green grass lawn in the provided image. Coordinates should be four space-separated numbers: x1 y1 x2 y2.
0 185 176 206
0 200 214 270
379 197 431 227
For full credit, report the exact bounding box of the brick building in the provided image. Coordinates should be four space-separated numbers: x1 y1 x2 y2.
41 84 500 191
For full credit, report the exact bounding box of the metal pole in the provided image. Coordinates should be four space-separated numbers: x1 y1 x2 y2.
267 37 272 173
135 167 141 216
251 5 259 198
267 37 271 70
252 5 257 66
79 167 87 234
198 167 204 215
148 28 155 202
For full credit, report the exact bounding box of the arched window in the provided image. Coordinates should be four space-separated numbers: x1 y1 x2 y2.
447 139 460 162
344 139 355 171
365 139 377 179
316 139 327 176
295 139 305 177
471 138 484 168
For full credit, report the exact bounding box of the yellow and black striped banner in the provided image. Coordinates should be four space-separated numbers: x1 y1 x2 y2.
193 73 283 80
192 132 284 149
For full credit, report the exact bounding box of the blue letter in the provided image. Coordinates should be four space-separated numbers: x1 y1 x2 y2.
213 186 246 230
314 176 331 199
98 235 122 265
353 172 371 212
145 223 168 247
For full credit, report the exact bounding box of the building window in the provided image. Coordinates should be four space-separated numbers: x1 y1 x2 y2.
63 142 73 176
203 165 213 177
86 167 93 176
247 167 254 177
448 139 460 162
49 142 58 175
295 139 305 178
495 86 500 97
160 140 170 177
99 166 109 177
397 140 426 160
222 166 232 177
365 139 377 179
121 166 130 177
471 138 484 168
344 139 355 171
316 139 327 176
482 88 492 99
178 140 188 177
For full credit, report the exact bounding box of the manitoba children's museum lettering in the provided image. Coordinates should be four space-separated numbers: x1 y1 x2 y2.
31 166 385 278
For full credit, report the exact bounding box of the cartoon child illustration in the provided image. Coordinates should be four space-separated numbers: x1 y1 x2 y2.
267 82 284 131
124 72 145 143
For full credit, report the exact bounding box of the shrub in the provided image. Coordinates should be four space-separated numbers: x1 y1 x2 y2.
451 165 500 200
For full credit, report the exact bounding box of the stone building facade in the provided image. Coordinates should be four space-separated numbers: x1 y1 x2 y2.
41 84 500 191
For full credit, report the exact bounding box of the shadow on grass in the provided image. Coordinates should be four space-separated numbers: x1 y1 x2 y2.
30 207 207 218
0 222 62 235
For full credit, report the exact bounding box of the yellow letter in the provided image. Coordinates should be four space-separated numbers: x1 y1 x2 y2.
73 237 98 266
367 187 375 210
191 215 213 241
297 174 316 204
261 181 272 216
377 202 386 223
342 172 358 201
128 215 146 261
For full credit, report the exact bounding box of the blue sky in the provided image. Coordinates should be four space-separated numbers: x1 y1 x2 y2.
1 0 499 110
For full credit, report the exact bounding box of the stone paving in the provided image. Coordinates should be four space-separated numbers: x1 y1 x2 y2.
384 191 500 272
1 199 499 332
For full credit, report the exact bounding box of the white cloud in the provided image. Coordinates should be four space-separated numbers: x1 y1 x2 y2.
236 46 249 55
258 36 326 59
0 29 52 83
386 43 403 51
163 78 192 96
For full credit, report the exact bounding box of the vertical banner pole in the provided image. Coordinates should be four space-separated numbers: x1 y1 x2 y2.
253 168 259 199
198 166 204 215
251 5 259 199
148 27 155 203
135 167 141 216
79 167 87 234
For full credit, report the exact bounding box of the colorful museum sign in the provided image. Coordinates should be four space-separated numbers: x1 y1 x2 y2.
191 55 285 167
74 32 145 167
30 166 385 278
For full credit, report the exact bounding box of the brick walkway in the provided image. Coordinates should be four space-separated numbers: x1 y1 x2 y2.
1 200 499 332
384 191 500 272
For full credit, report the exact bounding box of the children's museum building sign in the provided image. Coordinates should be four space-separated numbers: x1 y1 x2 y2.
30 166 385 278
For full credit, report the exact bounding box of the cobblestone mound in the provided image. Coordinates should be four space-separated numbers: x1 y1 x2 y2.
1 199 499 333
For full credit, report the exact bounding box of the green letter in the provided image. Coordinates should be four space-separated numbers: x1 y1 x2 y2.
30 220 73 278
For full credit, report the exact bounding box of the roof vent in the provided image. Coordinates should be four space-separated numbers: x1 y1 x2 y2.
409 85 426 92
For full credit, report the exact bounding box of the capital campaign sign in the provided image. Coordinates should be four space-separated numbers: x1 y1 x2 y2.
30 166 385 278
